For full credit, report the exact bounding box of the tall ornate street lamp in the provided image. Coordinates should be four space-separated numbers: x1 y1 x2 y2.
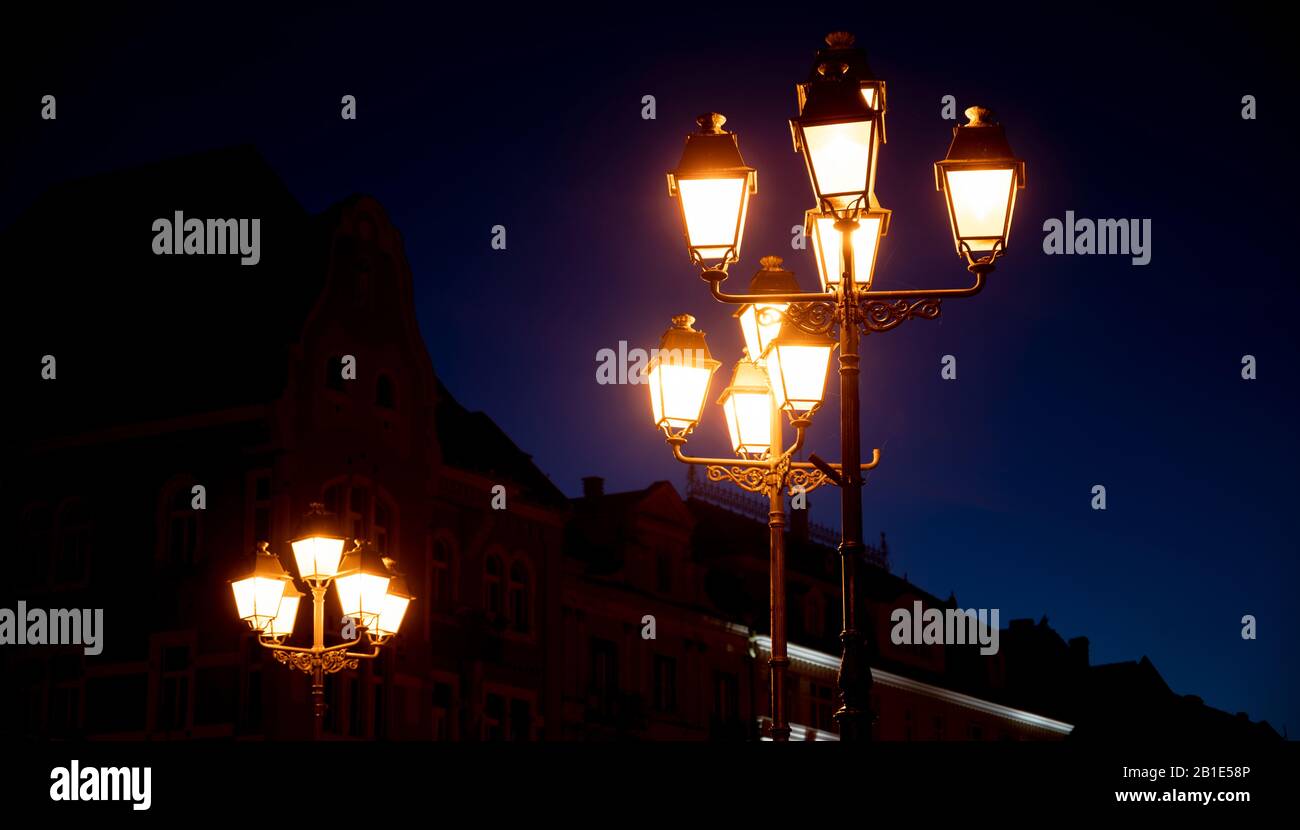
655 32 1025 741
229 503 414 732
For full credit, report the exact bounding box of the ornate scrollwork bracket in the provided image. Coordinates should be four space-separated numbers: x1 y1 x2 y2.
779 301 838 336
787 467 832 495
858 297 942 334
706 464 769 494
272 647 361 675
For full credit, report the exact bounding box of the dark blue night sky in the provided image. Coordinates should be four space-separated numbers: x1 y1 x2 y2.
7 4 1297 734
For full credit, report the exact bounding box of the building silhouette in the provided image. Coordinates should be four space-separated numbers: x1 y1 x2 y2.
3 147 1279 742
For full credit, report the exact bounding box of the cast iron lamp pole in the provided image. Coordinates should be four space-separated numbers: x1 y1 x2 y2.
658 32 1025 741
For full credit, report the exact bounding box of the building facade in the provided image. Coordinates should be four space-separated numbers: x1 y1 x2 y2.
3 148 1279 743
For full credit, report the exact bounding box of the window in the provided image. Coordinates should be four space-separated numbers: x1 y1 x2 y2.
429 537 453 608
590 638 618 714
20 504 52 588
969 722 984 741
48 655 83 737
652 655 677 713
54 500 91 586
484 554 504 617
713 671 738 723
904 708 914 741
161 481 201 567
431 681 453 741
482 688 534 741
247 470 272 549
326 355 346 392
507 559 532 633
376 374 396 410
321 479 396 550
655 553 672 594
934 715 946 741
157 645 192 734
484 693 505 741
374 499 391 555
811 682 835 732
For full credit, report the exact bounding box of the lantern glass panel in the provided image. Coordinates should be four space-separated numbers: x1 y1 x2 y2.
678 177 748 261
944 167 1016 252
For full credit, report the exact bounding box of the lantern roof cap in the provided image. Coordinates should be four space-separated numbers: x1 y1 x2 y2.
718 356 771 404
807 31 877 85
337 539 392 577
652 314 720 367
941 106 1019 162
671 113 753 177
232 541 291 583
291 502 344 543
746 255 801 295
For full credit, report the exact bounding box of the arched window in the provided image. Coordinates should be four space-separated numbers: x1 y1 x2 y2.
375 374 396 410
508 559 532 633
484 554 504 617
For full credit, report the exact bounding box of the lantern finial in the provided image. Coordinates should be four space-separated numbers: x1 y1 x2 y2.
672 313 698 330
964 106 994 126
696 113 727 134
825 31 855 48
759 255 784 270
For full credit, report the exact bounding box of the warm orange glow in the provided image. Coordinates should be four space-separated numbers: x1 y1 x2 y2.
944 167 1016 252
335 571 390 631
648 362 715 431
264 582 302 639
677 177 749 261
809 213 884 290
291 536 345 582
737 302 787 360
718 358 773 457
232 574 285 632
803 120 873 204
768 337 835 412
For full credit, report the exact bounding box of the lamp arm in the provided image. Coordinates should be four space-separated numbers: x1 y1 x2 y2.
790 447 881 472
668 437 770 469
702 269 834 305
857 261 993 300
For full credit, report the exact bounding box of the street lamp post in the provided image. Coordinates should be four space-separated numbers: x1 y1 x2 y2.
229 502 414 735
654 32 1025 741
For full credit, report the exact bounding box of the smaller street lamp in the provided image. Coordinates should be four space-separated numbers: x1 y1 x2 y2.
227 504 413 729
934 106 1026 261
647 314 722 436
667 112 757 268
